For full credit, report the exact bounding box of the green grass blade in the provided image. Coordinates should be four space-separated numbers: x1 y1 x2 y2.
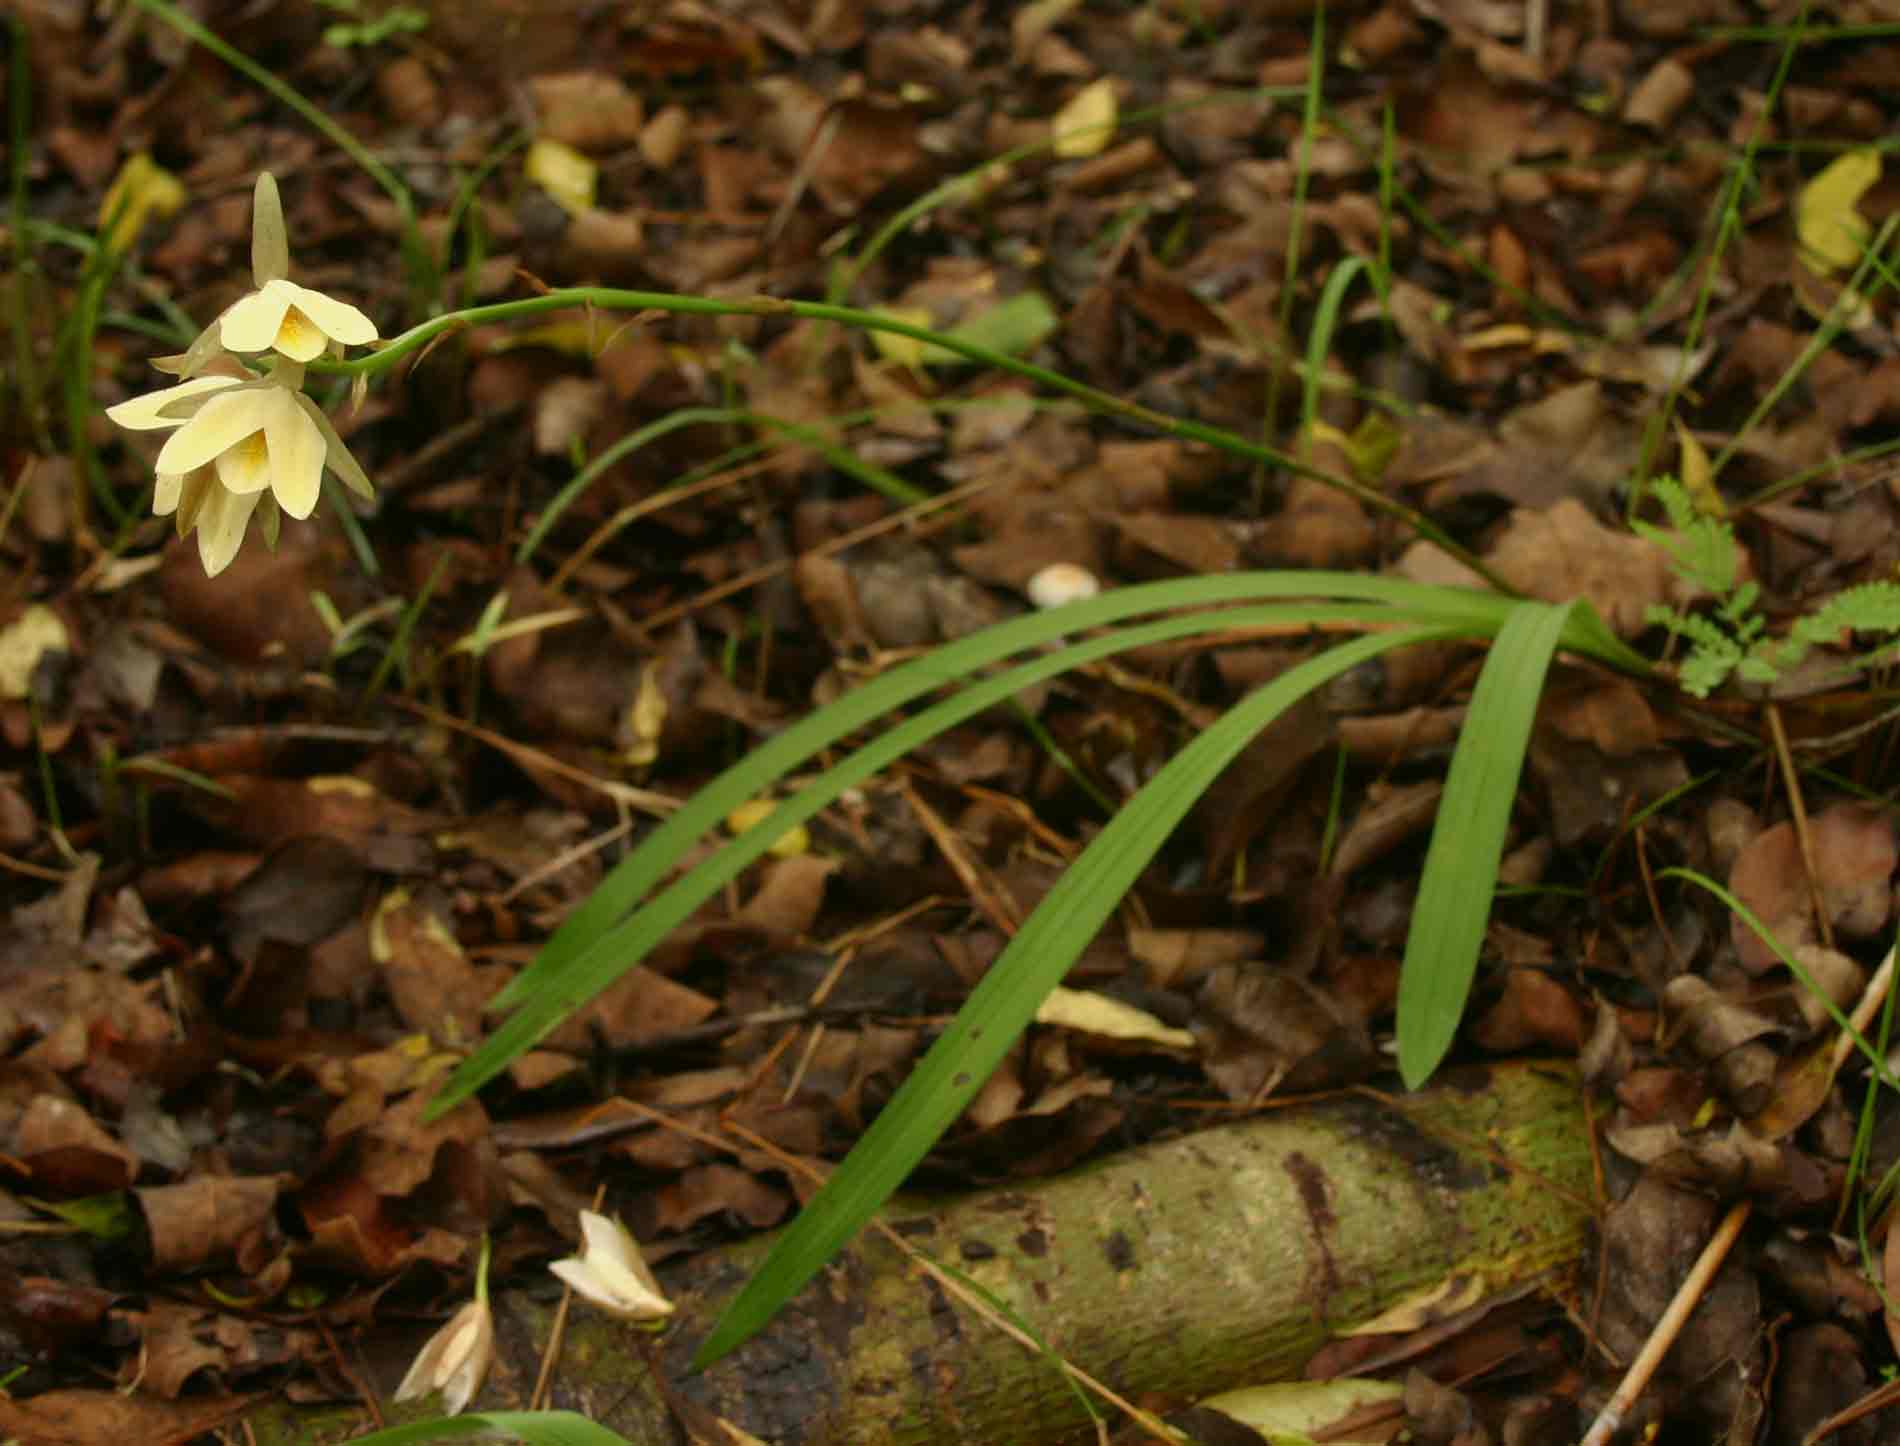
1658 866 1900 1092
440 598 1489 1116
1396 600 1580 1087
694 622 1467 1367
517 405 740 565
1299 255 1372 456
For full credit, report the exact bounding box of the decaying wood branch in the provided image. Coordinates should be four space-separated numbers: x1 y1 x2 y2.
258 1061 1594 1446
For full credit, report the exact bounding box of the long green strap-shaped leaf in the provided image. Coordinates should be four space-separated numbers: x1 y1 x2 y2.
468 576 1514 1028
439 580 1640 1119
1396 600 1580 1087
340 1411 632 1446
434 599 1486 1116
693 622 1469 1367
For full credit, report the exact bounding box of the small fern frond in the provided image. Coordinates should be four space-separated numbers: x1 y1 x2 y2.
1633 476 1740 598
1662 609 1745 698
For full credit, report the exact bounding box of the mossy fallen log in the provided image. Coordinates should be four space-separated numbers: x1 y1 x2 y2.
255 1061 1593 1445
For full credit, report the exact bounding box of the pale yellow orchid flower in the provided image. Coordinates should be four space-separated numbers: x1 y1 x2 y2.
158 173 377 378
105 365 373 576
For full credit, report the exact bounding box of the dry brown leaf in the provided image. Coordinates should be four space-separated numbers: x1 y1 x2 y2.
370 889 488 1044
0 1388 259 1446
137 1175 282 1272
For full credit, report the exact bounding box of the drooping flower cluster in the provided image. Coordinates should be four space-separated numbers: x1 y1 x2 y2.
105 173 378 577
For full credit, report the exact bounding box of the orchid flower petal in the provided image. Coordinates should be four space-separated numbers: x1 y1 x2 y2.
194 483 263 577
154 389 268 475
251 172 290 286
280 281 378 346
106 376 241 430
219 282 295 355
295 392 375 500
264 388 327 518
550 1211 674 1321
394 1299 494 1416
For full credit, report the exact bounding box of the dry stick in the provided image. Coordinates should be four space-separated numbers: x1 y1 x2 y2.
779 893 953 1103
961 783 1084 861
633 471 1013 633
532 1183 609 1412
1803 1368 1900 1443
1635 824 1694 977
1767 701 1834 949
1577 1198 1751 1446
897 775 1023 936
1582 946 1900 1442
314 1315 386 1432
0 850 75 882
390 697 678 817
550 456 777 594
1832 939 1896 1077
499 817 635 905
777 945 859 1104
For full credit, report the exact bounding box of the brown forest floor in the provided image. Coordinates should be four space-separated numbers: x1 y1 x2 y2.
8 1 1900 1442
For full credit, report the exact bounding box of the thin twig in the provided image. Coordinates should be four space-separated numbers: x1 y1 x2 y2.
1767 702 1833 949
499 817 634 905
391 697 678 816
633 471 1009 634
533 1183 608 1411
1577 1199 1750 1446
898 775 1022 936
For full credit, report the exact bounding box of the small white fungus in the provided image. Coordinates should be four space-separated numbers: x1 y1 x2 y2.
1026 562 1101 610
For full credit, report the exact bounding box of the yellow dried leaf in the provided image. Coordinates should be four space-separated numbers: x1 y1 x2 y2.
868 306 936 368
1052 77 1117 159
0 605 68 699
621 664 667 769
526 137 598 217
725 799 810 857
490 320 603 357
98 153 187 255
1672 418 1724 518
1034 985 1197 1050
1796 147 1880 276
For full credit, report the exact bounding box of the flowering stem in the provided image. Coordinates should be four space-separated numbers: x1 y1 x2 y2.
474 1232 491 1308
324 287 1513 594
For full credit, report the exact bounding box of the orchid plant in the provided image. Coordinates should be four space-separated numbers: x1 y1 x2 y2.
99 162 1655 1380
104 173 378 575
